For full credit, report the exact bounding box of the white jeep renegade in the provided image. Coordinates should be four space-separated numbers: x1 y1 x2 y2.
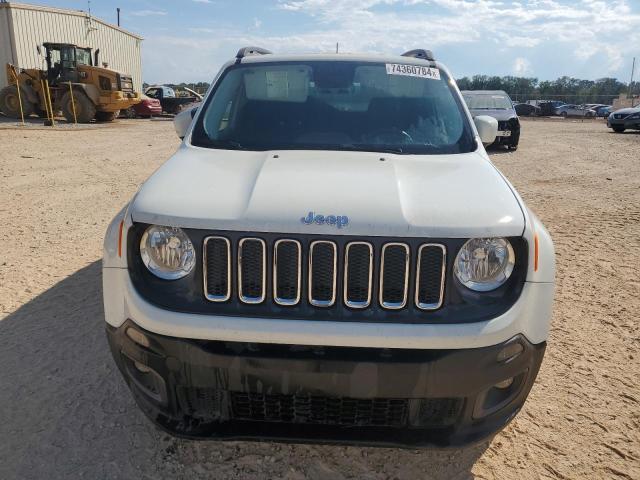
103 47 555 447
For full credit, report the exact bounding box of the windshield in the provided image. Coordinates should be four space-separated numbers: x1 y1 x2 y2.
191 61 475 154
463 93 513 110
76 48 91 66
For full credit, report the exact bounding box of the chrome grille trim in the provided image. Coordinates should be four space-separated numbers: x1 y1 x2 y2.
203 236 231 302
343 241 373 309
379 243 410 310
238 237 266 304
308 240 337 307
415 243 446 311
273 239 302 306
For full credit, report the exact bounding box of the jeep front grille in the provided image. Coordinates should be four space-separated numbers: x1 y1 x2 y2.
308 241 337 307
379 243 410 309
344 242 373 308
203 237 231 302
204 235 446 311
273 239 301 305
238 238 266 304
415 244 446 310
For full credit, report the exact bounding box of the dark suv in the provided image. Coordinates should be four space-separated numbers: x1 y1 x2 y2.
462 90 520 150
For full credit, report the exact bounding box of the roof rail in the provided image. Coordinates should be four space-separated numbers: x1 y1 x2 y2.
401 49 435 62
235 46 272 62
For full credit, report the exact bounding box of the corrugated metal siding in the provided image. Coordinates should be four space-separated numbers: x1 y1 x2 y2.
0 3 142 91
0 7 17 77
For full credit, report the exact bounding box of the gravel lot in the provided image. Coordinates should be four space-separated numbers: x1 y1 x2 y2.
1 117 638 479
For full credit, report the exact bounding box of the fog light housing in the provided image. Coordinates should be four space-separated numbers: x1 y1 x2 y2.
134 361 151 373
494 377 514 389
126 327 150 348
497 342 524 362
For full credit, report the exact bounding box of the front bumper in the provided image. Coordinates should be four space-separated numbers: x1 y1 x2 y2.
136 103 162 116
98 92 142 112
608 117 640 129
107 319 545 447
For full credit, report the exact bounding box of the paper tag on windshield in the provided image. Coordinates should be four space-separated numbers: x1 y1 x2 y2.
265 71 289 98
386 63 440 80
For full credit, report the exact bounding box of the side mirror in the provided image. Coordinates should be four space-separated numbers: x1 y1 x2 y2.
174 106 198 139
473 115 498 146
36 45 42 56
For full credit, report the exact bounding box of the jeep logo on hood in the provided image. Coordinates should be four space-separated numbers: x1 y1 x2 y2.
301 211 349 229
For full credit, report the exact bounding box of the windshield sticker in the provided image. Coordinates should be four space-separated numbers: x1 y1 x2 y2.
386 63 440 80
265 71 289 99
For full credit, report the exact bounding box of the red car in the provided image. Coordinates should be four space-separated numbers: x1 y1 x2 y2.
122 95 162 118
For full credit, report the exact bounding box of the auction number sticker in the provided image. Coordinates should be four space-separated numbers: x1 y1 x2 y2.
386 63 440 80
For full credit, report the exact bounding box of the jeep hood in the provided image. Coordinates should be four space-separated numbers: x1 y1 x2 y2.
130 146 525 238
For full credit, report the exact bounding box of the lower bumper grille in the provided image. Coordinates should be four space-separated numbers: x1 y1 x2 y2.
176 387 463 428
231 392 409 427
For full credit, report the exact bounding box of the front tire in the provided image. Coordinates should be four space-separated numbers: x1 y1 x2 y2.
612 126 625 133
60 90 96 123
95 110 119 122
561 111 568 118
124 107 137 119
0 85 34 118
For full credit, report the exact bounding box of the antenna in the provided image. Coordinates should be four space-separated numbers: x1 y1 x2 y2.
630 57 636 108
117 7 120 26
87 0 91 16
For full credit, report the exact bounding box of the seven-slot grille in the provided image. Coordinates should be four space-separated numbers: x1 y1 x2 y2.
204 237 446 311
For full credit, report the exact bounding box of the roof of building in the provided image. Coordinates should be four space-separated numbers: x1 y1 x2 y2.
0 2 143 40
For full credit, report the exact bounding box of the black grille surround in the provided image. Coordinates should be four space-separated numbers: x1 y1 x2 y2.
127 224 528 324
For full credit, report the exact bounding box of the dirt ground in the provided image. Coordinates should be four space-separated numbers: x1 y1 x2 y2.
1 116 638 479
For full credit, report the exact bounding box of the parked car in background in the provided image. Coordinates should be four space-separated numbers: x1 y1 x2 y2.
462 90 520 150
122 94 162 119
144 85 203 114
555 104 596 118
607 107 640 132
526 100 564 116
592 105 613 118
514 103 540 117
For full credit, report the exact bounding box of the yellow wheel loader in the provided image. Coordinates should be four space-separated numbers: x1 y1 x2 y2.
0 43 140 123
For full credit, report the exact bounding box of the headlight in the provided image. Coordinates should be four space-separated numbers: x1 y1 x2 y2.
140 225 195 280
454 238 515 291
628 113 640 119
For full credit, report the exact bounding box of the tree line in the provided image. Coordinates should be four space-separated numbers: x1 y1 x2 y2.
456 75 639 104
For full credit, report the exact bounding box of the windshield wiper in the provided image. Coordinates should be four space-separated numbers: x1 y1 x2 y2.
345 144 404 154
206 139 247 150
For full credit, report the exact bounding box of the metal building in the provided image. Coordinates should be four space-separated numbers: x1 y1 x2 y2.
0 2 143 91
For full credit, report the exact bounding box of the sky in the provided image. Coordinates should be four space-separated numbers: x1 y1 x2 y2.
25 0 640 84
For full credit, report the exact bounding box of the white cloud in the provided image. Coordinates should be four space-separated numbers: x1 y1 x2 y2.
130 10 167 17
513 57 532 75
193 0 212 3
140 1 640 82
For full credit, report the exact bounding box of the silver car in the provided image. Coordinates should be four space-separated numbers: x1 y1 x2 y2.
555 104 596 118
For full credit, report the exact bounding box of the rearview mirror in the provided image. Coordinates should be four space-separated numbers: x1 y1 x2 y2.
473 115 498 146
174 106 198 139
